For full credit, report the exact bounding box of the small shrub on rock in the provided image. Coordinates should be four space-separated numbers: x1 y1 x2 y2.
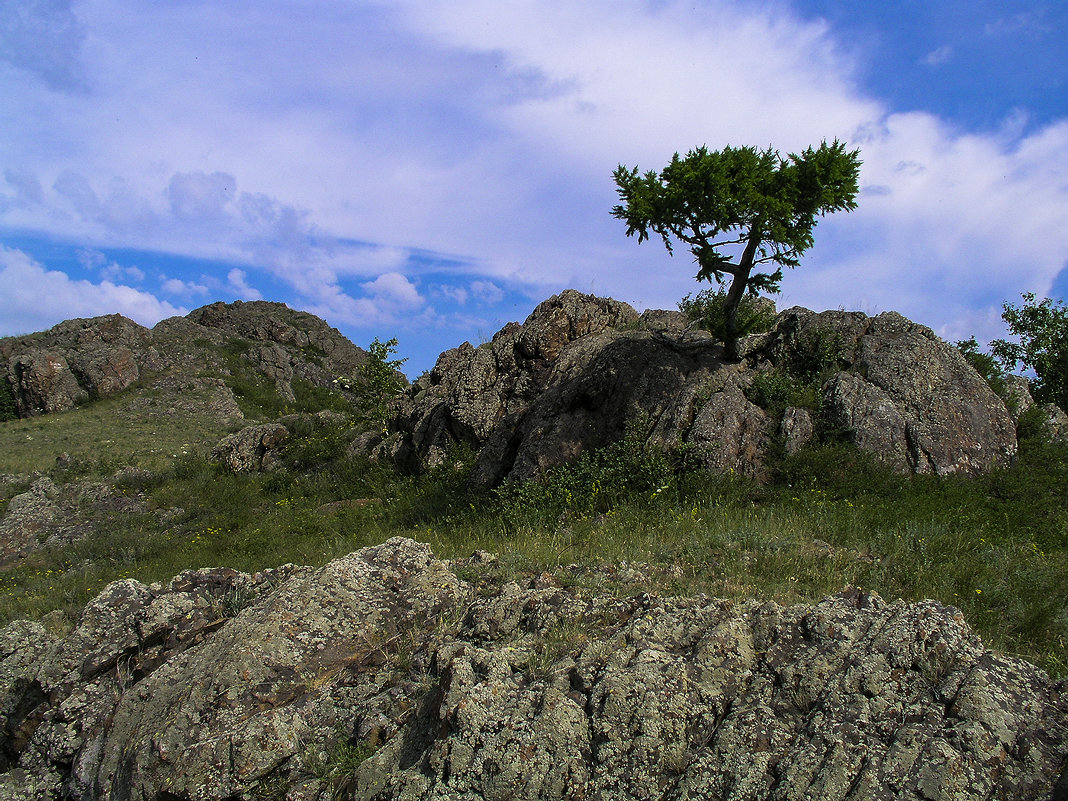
678 288 776 341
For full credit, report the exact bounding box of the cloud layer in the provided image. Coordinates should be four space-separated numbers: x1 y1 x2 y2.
1 0 1065 359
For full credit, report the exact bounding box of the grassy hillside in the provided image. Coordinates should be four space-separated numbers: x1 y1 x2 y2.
1 383 1065 679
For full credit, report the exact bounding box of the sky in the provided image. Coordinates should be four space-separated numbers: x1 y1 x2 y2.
1 0 1066 377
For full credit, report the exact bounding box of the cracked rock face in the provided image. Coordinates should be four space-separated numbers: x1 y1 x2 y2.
375 291 1018 485
1 538 1065 800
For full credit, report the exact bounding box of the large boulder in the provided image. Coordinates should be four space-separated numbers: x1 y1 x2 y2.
775 309 1018 475
6 351 88 416
1 539 1065 799
375 291 1018 485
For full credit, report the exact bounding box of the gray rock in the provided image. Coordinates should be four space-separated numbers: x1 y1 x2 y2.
2 540 1065 799
0 477 147 565
0 302 373 421
780 406 814 455
380 291 1018 485
1002 374 1035 420
1038 403 1068 442
7 351 87 416
210 423 290 472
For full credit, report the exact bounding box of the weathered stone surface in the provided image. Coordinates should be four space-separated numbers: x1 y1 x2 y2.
376 291 1019 485
210 423 290 472
1039 403 1068 442
780 406 814 455
1 539 1065 799
7 351 88 416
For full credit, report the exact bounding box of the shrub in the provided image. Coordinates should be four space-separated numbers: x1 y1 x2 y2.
678 288 776 341
956 337 1007 398
991 293 1068 410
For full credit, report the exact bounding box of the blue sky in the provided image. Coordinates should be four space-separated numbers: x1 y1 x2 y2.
1 0 1066 377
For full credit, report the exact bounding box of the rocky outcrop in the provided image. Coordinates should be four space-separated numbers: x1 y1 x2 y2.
373 290 1017 485
0 301 370 419
2 538 1065 799
0 474 148 565
210 422 290 472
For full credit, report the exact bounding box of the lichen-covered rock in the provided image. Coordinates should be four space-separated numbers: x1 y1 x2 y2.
210 422 290 472
0 476 148 565
1 539 1065 799
377 291 1018 485
0 302 372 421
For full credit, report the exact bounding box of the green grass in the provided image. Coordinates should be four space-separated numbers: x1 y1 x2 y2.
0 416 1065 679
0 387 236 476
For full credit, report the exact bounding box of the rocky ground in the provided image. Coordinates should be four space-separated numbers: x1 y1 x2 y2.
3 293 1067 799
2 538 1066 800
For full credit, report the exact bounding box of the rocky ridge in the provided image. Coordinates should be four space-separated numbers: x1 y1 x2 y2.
0 300 370 420
367 290 1019 486
2 537 1065 800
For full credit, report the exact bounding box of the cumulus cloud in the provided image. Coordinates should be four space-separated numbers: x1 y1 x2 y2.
0 246 184 334
161 276 209 297
361 272 424 308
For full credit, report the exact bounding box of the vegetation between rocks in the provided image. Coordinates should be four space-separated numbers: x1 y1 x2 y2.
1 393 1065 679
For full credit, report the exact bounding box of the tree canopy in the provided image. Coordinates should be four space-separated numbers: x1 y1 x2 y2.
612 140 861 358
991 293 1068 411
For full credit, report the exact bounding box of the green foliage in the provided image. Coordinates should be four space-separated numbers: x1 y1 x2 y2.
496 424 678 530
744 326 846 427
0 375 16 422
956 337 1007 398
612 141 860 354
678 287 776 340
746 371 816 419
345 338 408 430
990 293 1068 409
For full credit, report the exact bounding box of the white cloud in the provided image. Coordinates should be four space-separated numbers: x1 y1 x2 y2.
226 268 262 300
361 272 424 309
0 246 184 334
168 171 236 220
0 0 1066 352
161 276 209 296
0 0 88 92
471 280 504 304
433 284 469 305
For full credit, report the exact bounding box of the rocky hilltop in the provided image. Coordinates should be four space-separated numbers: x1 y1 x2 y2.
366 290 1019 485
2 538 1066 800
0 300 370 420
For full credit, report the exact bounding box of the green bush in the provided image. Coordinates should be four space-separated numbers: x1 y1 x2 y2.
991 293 1068 410
496 425 678 529
678 288 776 341
956 337 1007 399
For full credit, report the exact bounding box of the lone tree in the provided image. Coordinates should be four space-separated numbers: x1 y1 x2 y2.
612 141 861 358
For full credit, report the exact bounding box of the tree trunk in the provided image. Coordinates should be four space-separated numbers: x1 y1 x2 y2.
723 228 762 360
